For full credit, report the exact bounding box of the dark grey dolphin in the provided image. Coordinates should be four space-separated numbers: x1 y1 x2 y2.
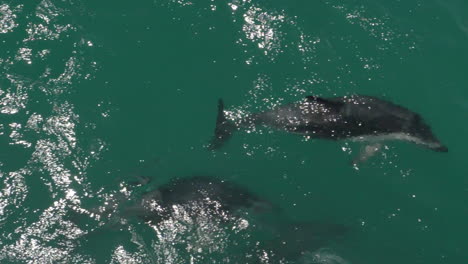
127 176 274 223
209 95 448 154
126 176 348 262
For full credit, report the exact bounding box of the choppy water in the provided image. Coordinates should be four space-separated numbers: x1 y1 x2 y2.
1 0 467 263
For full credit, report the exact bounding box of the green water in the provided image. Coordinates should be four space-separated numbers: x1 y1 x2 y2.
1 0 467 263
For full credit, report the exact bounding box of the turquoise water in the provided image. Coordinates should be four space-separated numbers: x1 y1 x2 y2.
1 0 467 263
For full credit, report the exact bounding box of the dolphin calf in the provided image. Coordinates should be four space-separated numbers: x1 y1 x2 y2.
209 95 448 156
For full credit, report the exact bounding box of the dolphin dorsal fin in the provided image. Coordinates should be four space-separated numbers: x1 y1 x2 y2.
305 96 344 108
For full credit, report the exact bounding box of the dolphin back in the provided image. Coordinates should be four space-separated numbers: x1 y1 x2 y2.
157 176 271 211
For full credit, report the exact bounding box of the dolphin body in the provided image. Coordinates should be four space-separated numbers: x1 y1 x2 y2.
127 176 274 223
209 95 448 154
127 176 348 262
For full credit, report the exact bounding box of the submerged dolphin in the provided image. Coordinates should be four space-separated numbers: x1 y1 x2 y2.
127 176 348 262
209 95 448 155
74 176 348 262
127 176 274 223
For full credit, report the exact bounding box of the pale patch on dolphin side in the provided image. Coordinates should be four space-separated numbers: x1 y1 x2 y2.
349 132 444 150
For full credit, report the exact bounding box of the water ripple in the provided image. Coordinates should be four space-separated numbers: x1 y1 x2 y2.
0 0 102 262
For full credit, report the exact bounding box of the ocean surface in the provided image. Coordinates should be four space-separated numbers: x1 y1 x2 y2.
1 0 467 263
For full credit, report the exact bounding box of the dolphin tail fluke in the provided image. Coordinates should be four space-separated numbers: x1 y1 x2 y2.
208 99 236 150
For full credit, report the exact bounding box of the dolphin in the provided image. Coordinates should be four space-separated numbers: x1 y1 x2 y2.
72 175 348 262
209 95 448 157
126 176 274 223
125 176 348 262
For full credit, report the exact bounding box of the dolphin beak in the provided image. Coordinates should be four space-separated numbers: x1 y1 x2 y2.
434 145 448 152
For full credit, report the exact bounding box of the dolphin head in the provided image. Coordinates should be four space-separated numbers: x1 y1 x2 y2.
408 115 448 152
